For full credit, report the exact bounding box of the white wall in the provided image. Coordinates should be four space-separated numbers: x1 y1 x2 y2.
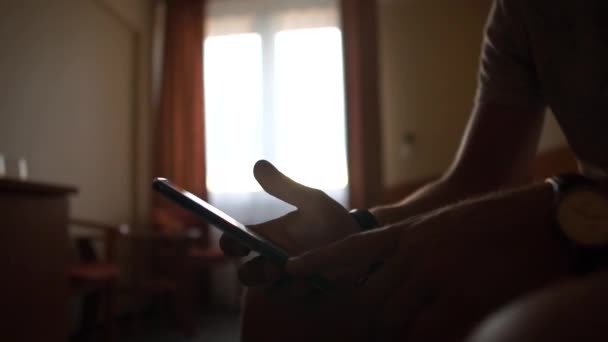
101 0 151 32
0 0 151 225
377 0 567 187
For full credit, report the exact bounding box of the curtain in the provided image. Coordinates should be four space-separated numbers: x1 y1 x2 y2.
153 0 208 238
342 0 383 209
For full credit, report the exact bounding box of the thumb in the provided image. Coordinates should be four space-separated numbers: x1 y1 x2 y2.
286 226 400 276
253 159 321 208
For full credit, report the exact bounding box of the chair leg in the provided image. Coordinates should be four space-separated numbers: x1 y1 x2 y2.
103 284 117 342
76 291 101 342
172 245 197 337
174 275 196 337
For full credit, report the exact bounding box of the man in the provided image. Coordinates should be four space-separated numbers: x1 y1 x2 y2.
221 0 608 340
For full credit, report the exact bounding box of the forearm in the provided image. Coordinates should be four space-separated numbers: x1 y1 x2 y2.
369 101 547 227
370 174 516 227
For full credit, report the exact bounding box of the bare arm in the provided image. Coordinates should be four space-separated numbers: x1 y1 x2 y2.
371 101 545 226
371 0 545 226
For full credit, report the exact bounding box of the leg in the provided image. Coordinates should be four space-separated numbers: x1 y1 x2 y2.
468 271 608 342
240 287 372 342
102 283 117 342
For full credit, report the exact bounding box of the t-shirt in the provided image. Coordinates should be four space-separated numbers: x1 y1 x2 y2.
476 0 608 176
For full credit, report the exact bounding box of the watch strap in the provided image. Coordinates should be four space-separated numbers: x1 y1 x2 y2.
545 173 595 198
349 208 378 231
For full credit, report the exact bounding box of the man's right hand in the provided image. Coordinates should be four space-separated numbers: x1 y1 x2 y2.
219 160 361 288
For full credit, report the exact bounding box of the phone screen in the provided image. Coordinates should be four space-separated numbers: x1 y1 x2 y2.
152 178 290 264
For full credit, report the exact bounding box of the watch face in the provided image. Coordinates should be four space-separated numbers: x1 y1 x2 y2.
557 189 608 246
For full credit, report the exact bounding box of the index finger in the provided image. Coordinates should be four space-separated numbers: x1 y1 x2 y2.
286 226 400 276
253 160 322 209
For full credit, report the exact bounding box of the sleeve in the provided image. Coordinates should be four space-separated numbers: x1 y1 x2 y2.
476 0 544 110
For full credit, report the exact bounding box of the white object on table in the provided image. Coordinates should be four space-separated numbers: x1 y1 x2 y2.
17 158 28 180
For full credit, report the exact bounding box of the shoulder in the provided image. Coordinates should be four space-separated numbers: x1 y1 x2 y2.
477 0 544 110
485 0 528 36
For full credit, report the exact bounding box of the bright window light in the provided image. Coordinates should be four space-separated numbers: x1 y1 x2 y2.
204 34 264 192
273 27 348 189
204 25 348 193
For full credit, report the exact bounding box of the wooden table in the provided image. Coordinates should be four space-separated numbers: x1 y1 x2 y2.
0 179 76 341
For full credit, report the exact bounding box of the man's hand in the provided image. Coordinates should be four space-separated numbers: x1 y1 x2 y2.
220 160 360 288
287 182 572 341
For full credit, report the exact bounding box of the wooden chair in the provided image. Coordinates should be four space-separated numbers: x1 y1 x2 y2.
127 230 197 336
130 208 240 337
69 218 129 342
129 231 239 337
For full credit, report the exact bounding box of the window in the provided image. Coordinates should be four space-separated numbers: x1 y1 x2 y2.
204 0 348 207
204 33 263 192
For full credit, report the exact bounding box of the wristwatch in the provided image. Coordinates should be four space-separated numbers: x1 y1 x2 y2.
546 174 608 273
349 208 383 284
349 208 379 231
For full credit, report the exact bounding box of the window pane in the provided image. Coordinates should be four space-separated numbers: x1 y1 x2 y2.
273 27 348 189
204 33 263 192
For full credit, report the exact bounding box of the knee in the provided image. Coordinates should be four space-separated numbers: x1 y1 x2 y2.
468 272 608 342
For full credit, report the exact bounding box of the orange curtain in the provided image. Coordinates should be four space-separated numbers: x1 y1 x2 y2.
153 0 208 237
341 0 383 209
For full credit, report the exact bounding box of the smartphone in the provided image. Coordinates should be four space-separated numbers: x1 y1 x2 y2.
152 177 290 264
152 177 333 292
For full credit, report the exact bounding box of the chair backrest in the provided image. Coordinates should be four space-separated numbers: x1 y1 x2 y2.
75 237 99 263
69 218 127 263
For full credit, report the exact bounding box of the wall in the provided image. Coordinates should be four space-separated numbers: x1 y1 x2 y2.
0 0 152 226
377 0 567 187
101 0 151 32
101 0 154 228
